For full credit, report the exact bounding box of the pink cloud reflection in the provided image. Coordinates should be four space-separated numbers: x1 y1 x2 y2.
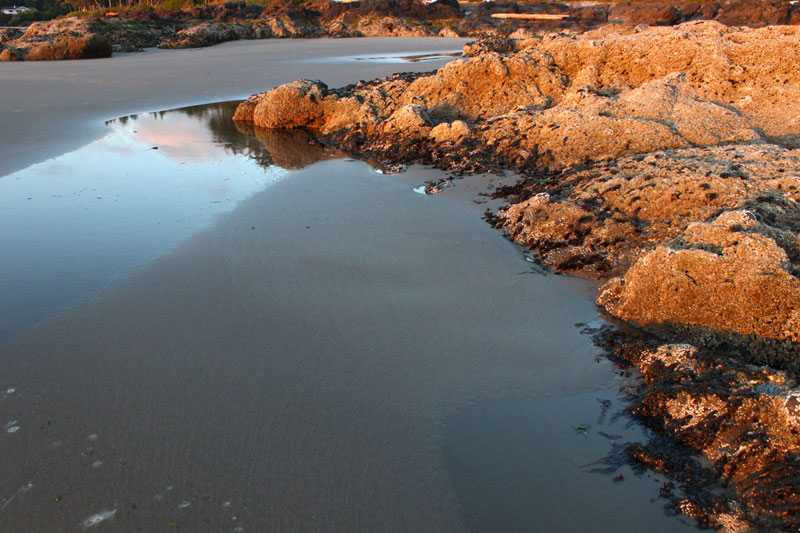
133 114 229 163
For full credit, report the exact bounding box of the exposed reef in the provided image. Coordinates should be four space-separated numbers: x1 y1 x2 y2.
233 21 800 529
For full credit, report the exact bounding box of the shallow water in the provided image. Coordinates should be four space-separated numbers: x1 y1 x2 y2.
0 104 693 531
350 51 463 62
0 103 309 340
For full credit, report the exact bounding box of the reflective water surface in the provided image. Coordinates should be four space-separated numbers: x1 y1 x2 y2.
0 103 341 340
0 104 693 531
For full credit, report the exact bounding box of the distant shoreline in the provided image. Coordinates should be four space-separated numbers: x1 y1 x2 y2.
0 36 467 177
3 0 799 61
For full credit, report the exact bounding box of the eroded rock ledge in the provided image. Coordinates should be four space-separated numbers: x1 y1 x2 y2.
234 21 800 529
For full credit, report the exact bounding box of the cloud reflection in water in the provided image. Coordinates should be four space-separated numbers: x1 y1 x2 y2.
0 102 342 340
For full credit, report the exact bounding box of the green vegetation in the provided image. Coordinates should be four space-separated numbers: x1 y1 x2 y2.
0 0 68 25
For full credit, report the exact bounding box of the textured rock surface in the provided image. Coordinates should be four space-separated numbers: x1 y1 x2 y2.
498 144 800 278
598 230 800 368
499 142 800 364
234 21 797 173
531 21 800 138
598 333 800 530
159 21 252 49
0 18 112 61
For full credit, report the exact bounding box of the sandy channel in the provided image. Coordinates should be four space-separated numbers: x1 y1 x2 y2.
0 37 467 178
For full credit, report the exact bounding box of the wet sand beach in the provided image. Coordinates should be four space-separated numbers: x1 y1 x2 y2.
0 156 690 531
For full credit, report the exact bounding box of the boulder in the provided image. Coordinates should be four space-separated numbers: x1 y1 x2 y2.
429 120 470 144
0 18 112 61
597 222 800 368
159 22 252 48
714 0 790 27
571 5 609 24
608 2 680 26
245 80 328 129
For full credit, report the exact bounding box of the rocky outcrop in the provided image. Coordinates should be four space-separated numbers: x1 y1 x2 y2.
598 213 800 369
461 0 800 32
498 144 800 277
533 21 800 138
102 20 178 53
715 0 793 27
499 142 800 365
0 18 112 61
356 17 432 37
234 23 800 528
598 333 800 530
234 22 798 171
320 0 463 22
159 21 252 48
607 2 680 26
235 24 800 359
0 27 23 44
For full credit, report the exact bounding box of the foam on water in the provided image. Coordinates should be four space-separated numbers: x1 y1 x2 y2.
81 508 117 528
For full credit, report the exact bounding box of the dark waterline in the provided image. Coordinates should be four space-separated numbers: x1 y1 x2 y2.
0 104 693 531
